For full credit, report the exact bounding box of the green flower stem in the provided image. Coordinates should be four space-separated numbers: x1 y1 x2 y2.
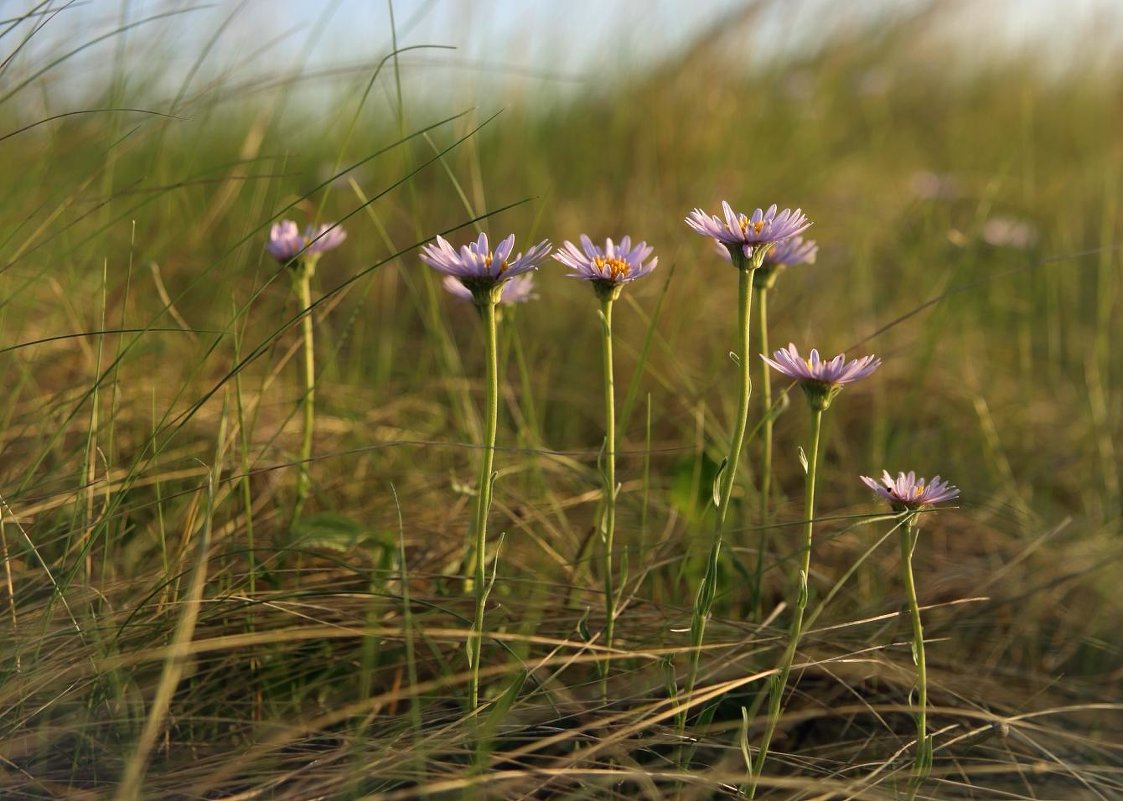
599 295 618 669
685 262 754 707
749 405 822 797
900 515 932 796
293 263 316 523
468 297 500 711
757 286 774 525
753 284 773 617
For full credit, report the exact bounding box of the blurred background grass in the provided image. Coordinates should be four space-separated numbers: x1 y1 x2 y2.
0 1 1120 798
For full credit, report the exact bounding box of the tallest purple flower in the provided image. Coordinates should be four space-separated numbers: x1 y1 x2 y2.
686 202 811 269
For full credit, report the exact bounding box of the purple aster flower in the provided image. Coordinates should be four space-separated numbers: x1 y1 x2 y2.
763 235 818 268
860 471 960 511
553 234 657 300
761 343 881 410
305 222 347 254
267 221 304 261
419 232 552 305
686 202 811 269
266 220 347 264
442 273 537 305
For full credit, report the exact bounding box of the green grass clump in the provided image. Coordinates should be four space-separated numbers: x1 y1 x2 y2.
0 2 1120 799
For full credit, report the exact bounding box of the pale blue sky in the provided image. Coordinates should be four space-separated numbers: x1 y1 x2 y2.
6 0 1123 110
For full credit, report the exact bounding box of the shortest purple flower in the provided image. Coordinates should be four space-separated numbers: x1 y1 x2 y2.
553 234 657 300
266 220 347 265
762 343 881 411
419 232 551 306
861 471 960 512
442 273 536 306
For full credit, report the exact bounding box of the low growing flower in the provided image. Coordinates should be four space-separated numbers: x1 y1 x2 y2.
553 234 657 300
686 202 811 269
267 220 347 264
860 471 960 511
420 232 551 305
862 468 959 790
442 273 537 305
762 343 880 410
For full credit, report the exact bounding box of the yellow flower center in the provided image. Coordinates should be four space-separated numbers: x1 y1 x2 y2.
595 255 631 280
913 485 925 498
484 253 509 273
736 216 766 237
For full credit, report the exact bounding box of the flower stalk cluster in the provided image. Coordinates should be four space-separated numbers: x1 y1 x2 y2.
262 202 961 792
681 203 811 712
